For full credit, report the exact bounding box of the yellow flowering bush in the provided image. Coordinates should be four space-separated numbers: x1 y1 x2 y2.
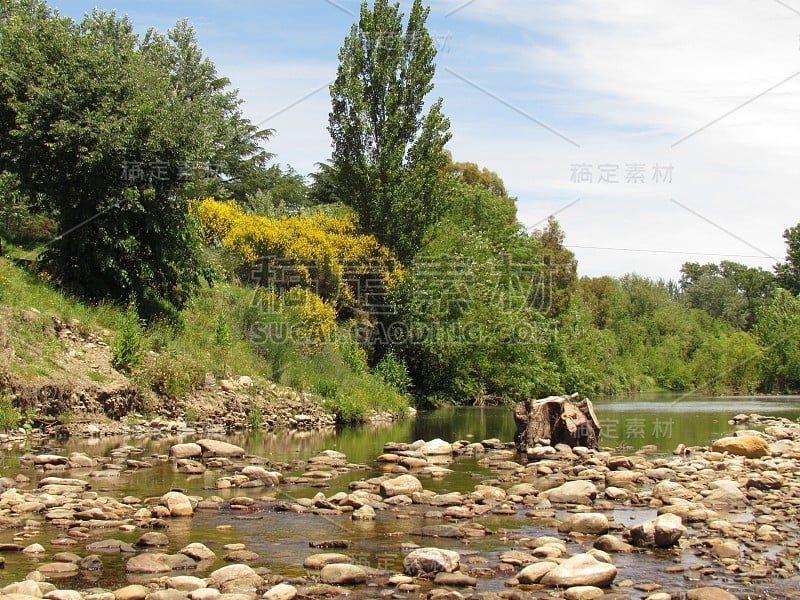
196 198 404 307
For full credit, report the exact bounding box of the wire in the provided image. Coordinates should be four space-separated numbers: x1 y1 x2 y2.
566 245 774 260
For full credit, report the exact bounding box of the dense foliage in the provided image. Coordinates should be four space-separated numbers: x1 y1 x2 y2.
1 0 799 420
327 0 451 260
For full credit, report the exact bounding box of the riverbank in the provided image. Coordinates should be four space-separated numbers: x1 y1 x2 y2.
1 412 799 599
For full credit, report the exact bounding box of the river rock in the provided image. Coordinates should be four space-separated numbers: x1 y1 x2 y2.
686 588 739 600
240 466 281 486
433 572 478 587
543 480 598 505
352 505 375 520
136 532 169 547
189 590 220 600
166 577 207 592
563 587 605 600
177 460 205 475
196 439 245 458
87 539 136 553
380 474 423 497
207 564 264 592
162 491 194 517
593 535 633 553
516 561 558 584
38 562 80 576
46 590 84 600
540 553 617 587
262 584 297 600
180 543 216 561
629 513 686 548
403 548 460 575
114 585 149 600
703 480 747 508
558 513 610 535
303 553 352 569
126 553 171 574
146 591 188 600
419 439 453 456
320 563 367 585
711 436 769 458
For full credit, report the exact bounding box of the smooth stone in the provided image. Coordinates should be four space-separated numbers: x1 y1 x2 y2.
303 553 352 569
558 513 610 535
320 563 367 585
196 439 246 458
686 588 739 600
515 561 558 584
433 572 478 587
262 584 297 600
162 491 194 517
564 587 605 600
629 513 686 548
180 543 216 561
711 436 769 458
540 553 617 588
403 548 460 575
126 553 170 574
170 444 203 459
114 586 148 600
380 475 423 497
543 481 598 505
166 577 208 592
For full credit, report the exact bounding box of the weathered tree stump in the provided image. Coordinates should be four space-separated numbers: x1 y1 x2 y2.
514 393 601 452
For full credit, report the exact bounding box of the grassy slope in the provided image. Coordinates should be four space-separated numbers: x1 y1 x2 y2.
0 246 409 426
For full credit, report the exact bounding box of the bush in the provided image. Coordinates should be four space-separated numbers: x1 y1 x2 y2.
111 303 145 372
0 392 21 431
374 351 411 393
139 351 204 399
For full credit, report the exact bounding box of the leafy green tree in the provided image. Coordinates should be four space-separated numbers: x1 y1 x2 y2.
0 5 267 313
328 0 451 260
680 261 774 330
530 217 577 317
753 289 800 392
775 224 800 295
442 152 508 197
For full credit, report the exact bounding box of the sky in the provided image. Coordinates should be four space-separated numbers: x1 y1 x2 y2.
53 0 800 280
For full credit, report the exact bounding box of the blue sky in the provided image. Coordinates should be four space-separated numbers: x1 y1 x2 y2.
53 0 800 280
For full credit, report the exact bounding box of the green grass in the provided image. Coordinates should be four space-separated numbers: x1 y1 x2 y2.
0 241 409 424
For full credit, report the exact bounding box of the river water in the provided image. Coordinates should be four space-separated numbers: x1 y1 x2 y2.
2 393 800 594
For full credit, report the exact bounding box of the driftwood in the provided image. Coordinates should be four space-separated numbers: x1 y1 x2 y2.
513 393 601 452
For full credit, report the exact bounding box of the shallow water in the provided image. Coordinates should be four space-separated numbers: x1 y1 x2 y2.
2 393 800 595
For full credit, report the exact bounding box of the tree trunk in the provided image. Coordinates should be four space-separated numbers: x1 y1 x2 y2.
514 393 601 452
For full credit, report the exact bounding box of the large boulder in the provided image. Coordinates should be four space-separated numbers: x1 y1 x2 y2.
303 553 352 570
419 439 453 456
161 491 194 517
207 564 264 592
558 513 610 535
125 553 171 574
711 436 769 458
543 480 598 505
380 474 423 497
540 553 617 588
403 547 460 575
628 513 686 548
196 439 246 458
320 563 367 585
516 561 558 584
169 443 202 459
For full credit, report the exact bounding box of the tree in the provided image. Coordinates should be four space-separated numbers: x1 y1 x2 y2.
529 217 577 317
442 152 508 197
0 5 267 314
775 224 800 295
753 289 800 392
328 0 451 260
680 261 775 330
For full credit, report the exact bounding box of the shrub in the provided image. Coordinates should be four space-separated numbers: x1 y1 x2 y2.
246 404 264 429
374 351 412 393
111 303 145 372
0 392 21 431
139 351 204 400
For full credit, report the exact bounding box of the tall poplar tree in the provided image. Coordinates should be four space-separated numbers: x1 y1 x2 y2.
328 0 451 260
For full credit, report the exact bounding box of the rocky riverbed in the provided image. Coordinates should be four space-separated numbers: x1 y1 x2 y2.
1 413 799 599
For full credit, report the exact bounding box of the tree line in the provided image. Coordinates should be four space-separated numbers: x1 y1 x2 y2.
1 0 798 407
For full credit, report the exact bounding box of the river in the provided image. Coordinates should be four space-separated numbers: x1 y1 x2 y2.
1 393 799 595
